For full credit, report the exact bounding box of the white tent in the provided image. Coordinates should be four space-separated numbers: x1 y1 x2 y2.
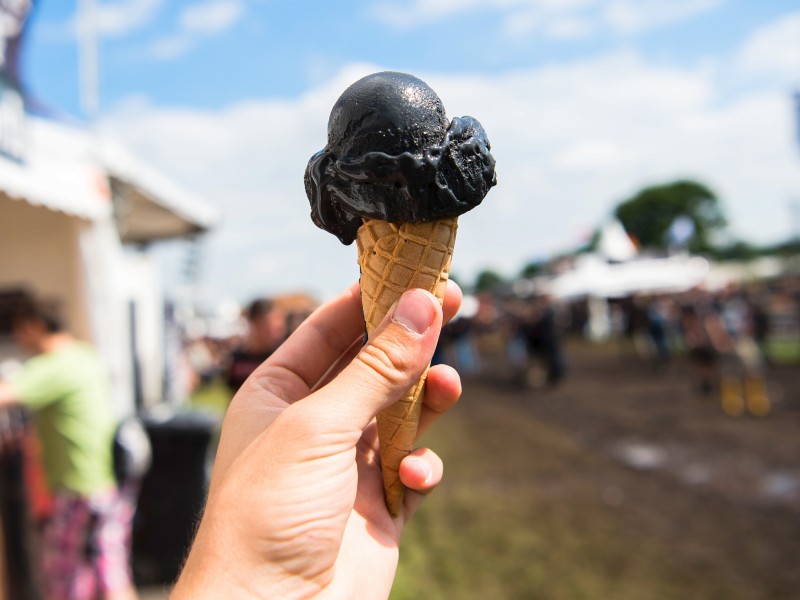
0 115 218 414
545 254 711 300
597 219 638 262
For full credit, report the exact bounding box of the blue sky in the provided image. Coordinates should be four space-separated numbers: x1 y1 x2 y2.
25 1 796 114
18 1 800 303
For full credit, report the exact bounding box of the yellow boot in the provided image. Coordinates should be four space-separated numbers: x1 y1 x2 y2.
745 377 771 417
720 377 744 417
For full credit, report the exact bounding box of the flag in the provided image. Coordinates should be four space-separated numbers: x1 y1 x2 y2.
0 0 32 84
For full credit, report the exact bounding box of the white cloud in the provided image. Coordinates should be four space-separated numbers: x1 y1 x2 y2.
36 0 163 40
145 0 244 60
373 0 721 39
372 0 598 31
738 12 800 78
95 0 163 37
147 35 192 60
100 56 800 302
603 0 722 35
502 10 596 40
180 0 244 34
545 17 596 40
371 0 485 29
553 140 626 169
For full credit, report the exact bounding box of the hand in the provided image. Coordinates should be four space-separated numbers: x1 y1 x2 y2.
172 282 463 599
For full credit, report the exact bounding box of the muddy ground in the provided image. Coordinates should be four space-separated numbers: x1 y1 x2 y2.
392 341 800 599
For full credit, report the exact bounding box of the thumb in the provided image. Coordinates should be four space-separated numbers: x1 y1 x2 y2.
307 288 442 432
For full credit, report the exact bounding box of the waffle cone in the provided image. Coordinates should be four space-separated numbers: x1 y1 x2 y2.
356 217 458 516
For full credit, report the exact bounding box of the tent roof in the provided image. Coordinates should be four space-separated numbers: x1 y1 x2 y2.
0 116 218 242
0 116 110 220
98 137 219 244
545 254 710 299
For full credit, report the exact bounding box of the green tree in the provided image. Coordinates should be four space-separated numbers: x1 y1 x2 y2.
474 269 505 293
709 241 761 261
614 180 726 253
520 260 546 279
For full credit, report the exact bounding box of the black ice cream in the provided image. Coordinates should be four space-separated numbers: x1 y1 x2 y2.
304 71 497 245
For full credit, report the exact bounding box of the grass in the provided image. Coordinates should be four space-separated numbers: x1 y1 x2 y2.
390 393 693 600
188 379 232 415
764 338 800 364
388 376 794 600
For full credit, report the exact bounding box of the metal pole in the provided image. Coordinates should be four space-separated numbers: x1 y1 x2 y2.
77 0 98 119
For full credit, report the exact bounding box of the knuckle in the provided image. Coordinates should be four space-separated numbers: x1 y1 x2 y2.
357 334 416 388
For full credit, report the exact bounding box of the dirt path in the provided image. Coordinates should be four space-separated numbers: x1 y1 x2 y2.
395 341 800 600
521 342 800 511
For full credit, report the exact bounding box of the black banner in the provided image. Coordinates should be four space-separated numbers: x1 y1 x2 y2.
0 0 31 84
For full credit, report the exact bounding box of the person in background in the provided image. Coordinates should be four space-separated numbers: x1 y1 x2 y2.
224 298 288 393
0 298 136 600
716 286 770 416
645 296 672 368
680 301 724 394
516 296 566 388
748 289 771 366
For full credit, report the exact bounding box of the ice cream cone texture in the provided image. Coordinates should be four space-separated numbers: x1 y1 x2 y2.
304 71 496 516
357 217 457 515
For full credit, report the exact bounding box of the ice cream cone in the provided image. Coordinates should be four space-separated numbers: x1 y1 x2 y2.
356 217 458 516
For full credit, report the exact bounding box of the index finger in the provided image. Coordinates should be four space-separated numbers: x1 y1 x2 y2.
253 282 364 395
257 279 463 399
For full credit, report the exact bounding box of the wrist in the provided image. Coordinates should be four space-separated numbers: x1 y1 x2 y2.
171 519 264 600
171 519 328 600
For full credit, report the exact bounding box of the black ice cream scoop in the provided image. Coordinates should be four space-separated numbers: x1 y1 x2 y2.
304 71 497 245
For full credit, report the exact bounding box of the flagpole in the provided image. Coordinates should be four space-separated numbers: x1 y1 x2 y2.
78 0 98 120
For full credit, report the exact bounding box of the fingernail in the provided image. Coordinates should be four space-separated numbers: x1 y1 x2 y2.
407 456 433 484
392 290 436 335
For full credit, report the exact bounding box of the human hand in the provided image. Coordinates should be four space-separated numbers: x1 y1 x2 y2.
172 281 463 599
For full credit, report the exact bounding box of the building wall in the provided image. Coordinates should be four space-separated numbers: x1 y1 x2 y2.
0 195 90 341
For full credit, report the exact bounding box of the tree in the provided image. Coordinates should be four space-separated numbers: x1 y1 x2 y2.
520 260 546 278
614 180 726 253
474 269 505 293
709 240 760 261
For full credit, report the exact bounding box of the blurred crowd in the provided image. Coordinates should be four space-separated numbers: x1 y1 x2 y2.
0 273 797 598
428 275 799 418
607 280 789 416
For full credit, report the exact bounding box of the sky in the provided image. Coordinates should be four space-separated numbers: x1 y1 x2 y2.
19 0 800 304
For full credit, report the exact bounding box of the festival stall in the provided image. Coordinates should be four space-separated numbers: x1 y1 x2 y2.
0 114 217 415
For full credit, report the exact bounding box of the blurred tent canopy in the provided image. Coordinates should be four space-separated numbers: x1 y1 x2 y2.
530 254 711 300
0 117 109 221
101 138 219 245
0 115 218 242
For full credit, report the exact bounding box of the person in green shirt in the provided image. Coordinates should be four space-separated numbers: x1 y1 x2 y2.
0 298 137 600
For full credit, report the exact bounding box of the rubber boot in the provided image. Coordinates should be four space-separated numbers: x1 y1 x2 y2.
745 377 771 417
720 377 744 417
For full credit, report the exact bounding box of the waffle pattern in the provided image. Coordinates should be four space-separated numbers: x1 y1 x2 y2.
356 217 458 516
